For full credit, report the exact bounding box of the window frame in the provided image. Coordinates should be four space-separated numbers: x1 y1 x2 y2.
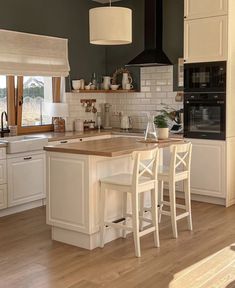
7 76 61 134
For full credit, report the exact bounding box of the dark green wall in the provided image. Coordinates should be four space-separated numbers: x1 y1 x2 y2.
0 0 183 91
0 0 106 86
106 0 184 91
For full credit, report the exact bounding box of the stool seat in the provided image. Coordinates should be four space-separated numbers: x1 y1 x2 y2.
101 173 153 187
158 166 189 182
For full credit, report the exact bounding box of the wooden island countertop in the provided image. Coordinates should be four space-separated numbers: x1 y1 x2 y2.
44 137 185 157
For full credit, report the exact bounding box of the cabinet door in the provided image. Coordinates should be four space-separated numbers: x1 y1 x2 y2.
184 16 227 63
185 0 228 19
0 160 7 185
0 184 7 210
8 153 45 207
189 139 226 198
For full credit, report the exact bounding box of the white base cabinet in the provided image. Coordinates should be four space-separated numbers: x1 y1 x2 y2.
7 152 46 207
189 139 226 199
163 139 229 205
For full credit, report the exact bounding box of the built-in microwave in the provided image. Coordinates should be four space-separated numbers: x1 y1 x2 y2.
184 61 226 93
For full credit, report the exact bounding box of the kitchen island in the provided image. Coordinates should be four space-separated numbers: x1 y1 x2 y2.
45 137 184 250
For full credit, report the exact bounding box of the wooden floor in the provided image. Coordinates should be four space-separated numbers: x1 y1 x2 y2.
1 202 235 288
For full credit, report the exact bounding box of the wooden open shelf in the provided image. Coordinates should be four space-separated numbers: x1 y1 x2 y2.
72 89 138 93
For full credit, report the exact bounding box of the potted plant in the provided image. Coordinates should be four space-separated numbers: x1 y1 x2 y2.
154 113 169 140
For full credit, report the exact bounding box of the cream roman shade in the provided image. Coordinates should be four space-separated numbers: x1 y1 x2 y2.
0 29 70 77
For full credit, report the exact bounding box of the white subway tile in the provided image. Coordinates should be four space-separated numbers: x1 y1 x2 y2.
141 87 151 92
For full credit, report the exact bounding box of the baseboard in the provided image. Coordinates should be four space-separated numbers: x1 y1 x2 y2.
52 225 123 250
0 199 45 217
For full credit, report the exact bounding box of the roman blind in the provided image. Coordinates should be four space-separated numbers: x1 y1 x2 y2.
0 29 70 77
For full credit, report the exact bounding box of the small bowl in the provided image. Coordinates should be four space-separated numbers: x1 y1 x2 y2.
84 85 91 90
110 84 120 91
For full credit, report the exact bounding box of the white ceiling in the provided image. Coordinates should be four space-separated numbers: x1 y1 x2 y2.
92 0 122 3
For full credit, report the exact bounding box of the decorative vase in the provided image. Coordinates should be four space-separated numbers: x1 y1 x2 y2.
103 76 111 90
158 128 169 140
122 72 132 90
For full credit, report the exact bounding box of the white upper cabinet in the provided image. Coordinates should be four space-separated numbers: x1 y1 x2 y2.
184 16 228 63
184 0 228 20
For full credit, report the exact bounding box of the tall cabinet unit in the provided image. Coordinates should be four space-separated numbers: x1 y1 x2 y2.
184 0 235 206
184 0 228 63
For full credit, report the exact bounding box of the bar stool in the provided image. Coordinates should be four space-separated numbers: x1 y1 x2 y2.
99 147 160 258
158 142 193 238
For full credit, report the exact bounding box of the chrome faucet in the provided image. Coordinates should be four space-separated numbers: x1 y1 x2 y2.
1 111 10 138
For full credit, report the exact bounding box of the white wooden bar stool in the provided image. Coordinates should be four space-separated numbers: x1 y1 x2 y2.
158 142 193 238
99 147 160 258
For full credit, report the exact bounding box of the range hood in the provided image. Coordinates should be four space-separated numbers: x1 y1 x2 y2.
126 0 172 67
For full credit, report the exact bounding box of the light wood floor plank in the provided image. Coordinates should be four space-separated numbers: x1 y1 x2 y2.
1 202 235 288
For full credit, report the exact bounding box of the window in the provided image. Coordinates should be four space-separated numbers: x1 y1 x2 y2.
0 76 7 116
1 76 61 134
21 76 53 127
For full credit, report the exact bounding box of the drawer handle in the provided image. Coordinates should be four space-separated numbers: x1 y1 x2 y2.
24 157 32 160
60 140 68 144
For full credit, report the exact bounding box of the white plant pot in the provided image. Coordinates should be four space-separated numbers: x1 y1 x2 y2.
158 127 169 140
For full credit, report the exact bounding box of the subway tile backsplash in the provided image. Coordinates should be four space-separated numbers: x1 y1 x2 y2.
64 66 182 131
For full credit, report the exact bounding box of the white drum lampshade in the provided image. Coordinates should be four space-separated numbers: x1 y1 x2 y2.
89 7 132 45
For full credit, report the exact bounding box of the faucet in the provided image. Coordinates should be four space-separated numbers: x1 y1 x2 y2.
1 111 10 138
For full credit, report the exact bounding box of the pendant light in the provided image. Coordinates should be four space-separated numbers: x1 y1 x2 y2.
89 0 132 45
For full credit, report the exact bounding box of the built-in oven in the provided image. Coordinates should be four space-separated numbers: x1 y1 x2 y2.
184 93 226 140
184 61 226 93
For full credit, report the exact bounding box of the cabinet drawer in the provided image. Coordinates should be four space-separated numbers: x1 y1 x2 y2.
0 184 7 210
184 16 228 63
185 0 228 20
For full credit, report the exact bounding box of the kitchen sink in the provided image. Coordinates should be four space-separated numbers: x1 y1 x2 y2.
0 135 48 154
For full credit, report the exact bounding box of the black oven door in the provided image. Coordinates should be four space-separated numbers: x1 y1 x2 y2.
184 95 226 140
184 61 226 93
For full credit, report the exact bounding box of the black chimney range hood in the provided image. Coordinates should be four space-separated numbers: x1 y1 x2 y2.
126 0 172 67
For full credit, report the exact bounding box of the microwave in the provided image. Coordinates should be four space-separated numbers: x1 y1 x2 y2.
184 61 226 93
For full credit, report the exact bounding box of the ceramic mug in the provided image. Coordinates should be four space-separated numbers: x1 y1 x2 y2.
125 83 133 90
72 80 81 90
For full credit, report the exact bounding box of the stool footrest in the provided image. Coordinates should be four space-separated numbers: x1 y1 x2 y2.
160 201 186 210
139 226 156 237
176 212 189 221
